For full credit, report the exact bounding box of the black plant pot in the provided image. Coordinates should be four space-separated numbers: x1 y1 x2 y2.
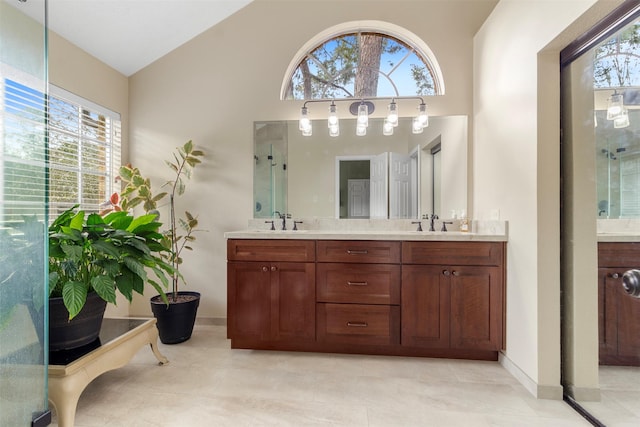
49 292 107 351
150 291 200 344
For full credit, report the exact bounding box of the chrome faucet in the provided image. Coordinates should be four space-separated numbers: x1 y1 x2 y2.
274 211 290 230
428 214 438 232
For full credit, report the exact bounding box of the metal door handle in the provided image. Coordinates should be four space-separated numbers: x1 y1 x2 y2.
346 321 368 327
622 269 640 298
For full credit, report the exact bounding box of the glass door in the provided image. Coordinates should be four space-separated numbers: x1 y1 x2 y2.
561 3 640 425
0 1 50 425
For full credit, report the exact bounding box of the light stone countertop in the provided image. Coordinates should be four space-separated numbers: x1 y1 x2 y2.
224 218 508 242
597 219 640 242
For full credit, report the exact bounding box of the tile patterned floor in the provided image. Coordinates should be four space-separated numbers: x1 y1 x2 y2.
51 324 591 426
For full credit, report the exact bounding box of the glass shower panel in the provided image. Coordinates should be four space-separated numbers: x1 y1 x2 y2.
562 12 640 426
0 1 50 426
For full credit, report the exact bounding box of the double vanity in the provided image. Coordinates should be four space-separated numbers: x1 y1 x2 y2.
225 220 508 361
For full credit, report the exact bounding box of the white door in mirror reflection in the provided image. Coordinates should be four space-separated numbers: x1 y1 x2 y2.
389 152 413 219
348 180 370 218
370 153 388 219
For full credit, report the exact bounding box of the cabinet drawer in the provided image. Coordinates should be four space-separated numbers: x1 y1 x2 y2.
402 241 504 266
227 239 315 262
598 242 640 268
317 240 401 264
317 263 400 304
317 303 400 346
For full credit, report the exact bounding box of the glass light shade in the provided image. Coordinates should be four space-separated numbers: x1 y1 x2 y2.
614 108 629 128
607 93 624 120
386 101 398 127
328 103 339 127
329 123 340 137
299 107 310 131
412 117 424 134
383 119 394 136
356 123 367 136
301 124 313 136
357 103 369 127
418 103 428 126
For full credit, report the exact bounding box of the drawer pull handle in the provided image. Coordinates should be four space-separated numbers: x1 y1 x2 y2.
347 249 368 255
347 321 368 327
347 281 368 286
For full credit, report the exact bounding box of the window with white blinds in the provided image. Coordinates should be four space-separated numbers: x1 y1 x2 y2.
1 78 121 224
620 153 640 217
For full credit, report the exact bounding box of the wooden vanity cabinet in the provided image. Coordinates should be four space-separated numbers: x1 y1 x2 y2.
227 238 505 360
316 241 401 346
227 240 316 346
401 242 505 352
598 242 640 365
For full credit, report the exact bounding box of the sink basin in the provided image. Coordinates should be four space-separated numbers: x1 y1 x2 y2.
251 229 309 233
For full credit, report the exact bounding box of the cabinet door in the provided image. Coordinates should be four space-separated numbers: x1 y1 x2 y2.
270 262 316 342
599 268 619 358
227 262 271 340
401 265 449 348
449 266 502 351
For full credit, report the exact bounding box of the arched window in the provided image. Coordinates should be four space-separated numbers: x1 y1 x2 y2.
594 22 640 88
281 21 444 100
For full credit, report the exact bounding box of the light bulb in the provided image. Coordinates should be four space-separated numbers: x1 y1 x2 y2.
383 119 394 136
412 117 424 134
614 108 629 128
299 106 310 131
607 93 624 120
357 103 369 127
328 103 338 127
418 102 428 126
386 101 398 127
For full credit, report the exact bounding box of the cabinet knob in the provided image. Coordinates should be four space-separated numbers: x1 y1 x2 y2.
611 273 620 279
622 269 640 298
262 266 269 272
452 270 460 276
271 266 277 272
443 270 451 276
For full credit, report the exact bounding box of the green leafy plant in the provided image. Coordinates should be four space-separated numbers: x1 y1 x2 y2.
116 140 204 301
48 206 173 319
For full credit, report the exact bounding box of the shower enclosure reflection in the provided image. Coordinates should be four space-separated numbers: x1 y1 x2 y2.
596 107 640 219
254 122 288 218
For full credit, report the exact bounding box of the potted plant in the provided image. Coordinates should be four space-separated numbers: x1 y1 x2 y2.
48 205 172 350
117 140 204 344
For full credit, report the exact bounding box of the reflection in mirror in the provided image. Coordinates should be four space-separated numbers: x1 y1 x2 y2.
253 116 467 220
595 107 640 218
253 122 288 218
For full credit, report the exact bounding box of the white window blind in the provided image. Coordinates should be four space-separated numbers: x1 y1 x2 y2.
620 153 640 217
47 85 121 220
1 77 121 224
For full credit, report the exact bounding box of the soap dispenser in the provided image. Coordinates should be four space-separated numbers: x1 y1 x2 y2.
459 210 469 233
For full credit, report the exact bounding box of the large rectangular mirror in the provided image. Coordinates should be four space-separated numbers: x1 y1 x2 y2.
254 116 468 219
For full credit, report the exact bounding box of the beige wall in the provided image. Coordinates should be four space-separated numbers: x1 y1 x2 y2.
473 0 621 398
126 0 496 318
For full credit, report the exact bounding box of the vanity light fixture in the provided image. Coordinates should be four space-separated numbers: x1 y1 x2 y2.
297 96 429 137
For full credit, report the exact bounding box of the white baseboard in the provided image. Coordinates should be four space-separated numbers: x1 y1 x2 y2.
499 353 563 399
